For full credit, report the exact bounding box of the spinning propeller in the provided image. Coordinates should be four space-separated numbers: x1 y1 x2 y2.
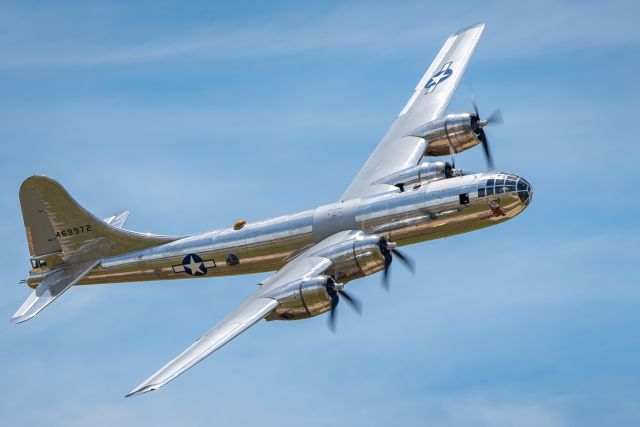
325 236 415 331
471 98 502 171
326 277 362 332
379 237 415 291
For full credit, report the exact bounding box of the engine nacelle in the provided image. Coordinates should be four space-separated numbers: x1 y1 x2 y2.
316 231 387 283
265 232 388 321
265 275 334 321
409 112 482 157
374 160 452 191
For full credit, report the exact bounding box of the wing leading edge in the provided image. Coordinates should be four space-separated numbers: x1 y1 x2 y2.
341 23 485 201
125 234 346 396
126 296 278 397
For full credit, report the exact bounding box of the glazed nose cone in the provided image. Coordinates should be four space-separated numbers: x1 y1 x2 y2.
516 177 532 206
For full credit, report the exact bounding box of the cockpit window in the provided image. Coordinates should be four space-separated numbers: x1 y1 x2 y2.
495 186 504 194
517 178 531 205
486 179 494 186
478 188 486 197
486 187 494 196
495 179 504 186
506 179 516 186
518 191 529 204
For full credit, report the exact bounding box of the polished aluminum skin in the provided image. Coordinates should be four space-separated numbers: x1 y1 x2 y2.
81 171 530 286
411 112 483 157
11 22 533 396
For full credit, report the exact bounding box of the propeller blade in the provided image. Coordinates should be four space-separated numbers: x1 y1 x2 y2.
470 98 501 171
328 306 337 333
391 249 416 274
379 237 393 291
486 109 503 125
338 290 362 315
381 267 390 291
472 97 480 118
479 130 495 171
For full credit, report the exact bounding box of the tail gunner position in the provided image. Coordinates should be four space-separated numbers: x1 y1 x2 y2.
11 23 531 396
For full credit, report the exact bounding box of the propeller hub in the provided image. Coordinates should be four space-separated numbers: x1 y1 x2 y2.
470 98 501 171
378 237 415 291
326 277 361 332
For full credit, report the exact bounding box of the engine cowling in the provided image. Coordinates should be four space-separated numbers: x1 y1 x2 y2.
316 231 387 283
374 160 452 191
266 275 335 321
408 112 482 157
265 232 388 321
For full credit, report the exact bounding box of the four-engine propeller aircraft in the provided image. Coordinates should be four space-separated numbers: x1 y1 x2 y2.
11 23 532 396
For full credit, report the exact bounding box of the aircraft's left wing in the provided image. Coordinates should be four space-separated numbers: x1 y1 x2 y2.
126 234 342 397
126 296 278 397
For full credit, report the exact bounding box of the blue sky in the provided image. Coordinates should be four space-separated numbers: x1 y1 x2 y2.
1 1 639 426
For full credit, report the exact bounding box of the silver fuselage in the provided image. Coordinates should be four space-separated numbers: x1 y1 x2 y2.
31 171 530 287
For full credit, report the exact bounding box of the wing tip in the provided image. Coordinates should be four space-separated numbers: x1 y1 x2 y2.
10 314 31 324
10 292 39 324
125 383 161 398
451 22 485 38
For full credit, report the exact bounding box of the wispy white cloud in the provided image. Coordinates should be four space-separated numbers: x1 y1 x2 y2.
0 1 638 70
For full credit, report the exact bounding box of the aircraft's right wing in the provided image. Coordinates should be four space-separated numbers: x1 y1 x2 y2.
341 23 485 200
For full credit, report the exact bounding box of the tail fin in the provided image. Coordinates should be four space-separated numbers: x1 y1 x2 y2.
13 176 182 323
20 175 179 264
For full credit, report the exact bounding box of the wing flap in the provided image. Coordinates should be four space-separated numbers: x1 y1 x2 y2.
126 296 278 397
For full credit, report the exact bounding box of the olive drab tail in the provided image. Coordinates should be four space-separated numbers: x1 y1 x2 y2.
20 175 179 263
12 176 182 323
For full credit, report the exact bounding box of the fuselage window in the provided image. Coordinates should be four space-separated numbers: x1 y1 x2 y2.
478 188 486 197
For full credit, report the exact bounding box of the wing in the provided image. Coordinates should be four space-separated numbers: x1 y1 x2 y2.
125 237 341 397
126 296 278 397
341 23 485 200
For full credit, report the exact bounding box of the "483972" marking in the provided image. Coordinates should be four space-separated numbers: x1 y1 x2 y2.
56 224 92 237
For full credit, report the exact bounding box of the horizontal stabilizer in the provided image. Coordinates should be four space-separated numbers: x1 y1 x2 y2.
11 259 99 324
103 210 130 229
